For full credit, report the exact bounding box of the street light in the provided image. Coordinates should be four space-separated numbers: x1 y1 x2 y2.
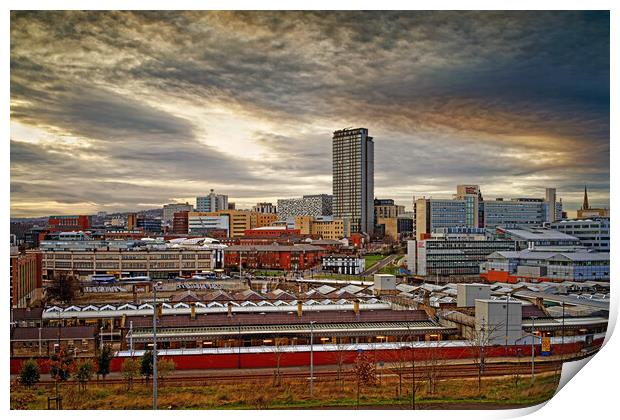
505 293 510 349
309 320 316 395
406 322 415 410
530 316 538 383
515 320 542 385
152 280 162 410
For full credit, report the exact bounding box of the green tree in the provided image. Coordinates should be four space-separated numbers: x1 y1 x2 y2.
75 360 94 391
141 350 153 383
121 358 140 390
18 359 40 388
157 358 176 385
97 345 113 381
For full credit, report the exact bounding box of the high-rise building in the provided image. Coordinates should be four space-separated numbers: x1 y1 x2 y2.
277 194 332 221
252 202 277 214
455 185 480 228
545 188 557 222
374 199 405 224
127 213 137 230
196 189 228 213
484 198 558 228
162 202 193 226
332 128 374 234
415 186 562 237
415 198 466 240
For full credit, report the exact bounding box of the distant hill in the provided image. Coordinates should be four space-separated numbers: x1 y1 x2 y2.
10 208 164 223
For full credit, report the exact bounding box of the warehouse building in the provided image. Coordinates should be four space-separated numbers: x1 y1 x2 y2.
481 249 610 282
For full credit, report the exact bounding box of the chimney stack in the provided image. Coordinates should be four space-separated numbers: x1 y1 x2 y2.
227 302 233 318
191 303 196 320
354 299 360 317
297 300 303 318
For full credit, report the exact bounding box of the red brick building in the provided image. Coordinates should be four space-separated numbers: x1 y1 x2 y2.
224 244 323 271
47 215 92 232
10 250 42 308
243 227 301 237
172 211 189 234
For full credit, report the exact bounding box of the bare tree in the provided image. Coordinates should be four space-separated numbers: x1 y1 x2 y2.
420 340 447 396
47 273 80 303
352 352 376 409
269 336 286 387
466 318 504 394
386 345 410 397
332 339 354 391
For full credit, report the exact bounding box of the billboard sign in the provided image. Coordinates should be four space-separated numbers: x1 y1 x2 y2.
541 337 551 355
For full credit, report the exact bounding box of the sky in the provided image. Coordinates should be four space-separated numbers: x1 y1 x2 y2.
10 11 610 217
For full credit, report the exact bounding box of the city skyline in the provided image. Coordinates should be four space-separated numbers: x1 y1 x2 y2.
10 11 610 217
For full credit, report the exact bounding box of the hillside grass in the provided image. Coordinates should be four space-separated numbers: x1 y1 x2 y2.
364 254 385 269
11 371 560 410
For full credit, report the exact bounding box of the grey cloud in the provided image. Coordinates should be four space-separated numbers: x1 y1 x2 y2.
10 11 609 215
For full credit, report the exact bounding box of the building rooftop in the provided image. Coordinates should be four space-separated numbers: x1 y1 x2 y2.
225 244 324 252
502 228 580 241
126 309 430 329
11 326 97 340
489 249 609 262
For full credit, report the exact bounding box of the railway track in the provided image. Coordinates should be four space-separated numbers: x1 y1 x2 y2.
33 360 563 387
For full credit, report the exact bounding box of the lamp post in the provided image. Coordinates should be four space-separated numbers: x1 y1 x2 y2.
129 321 134 357
505 293 510 348
152 280 162 410
310 320 316 398
530 316 537 383
515 326 542 386
238 321 242 369
406 322 415 410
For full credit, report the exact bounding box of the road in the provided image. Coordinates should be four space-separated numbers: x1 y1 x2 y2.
360 254 399 276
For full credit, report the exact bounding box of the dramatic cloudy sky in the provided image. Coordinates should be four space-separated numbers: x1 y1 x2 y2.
10 11 609 217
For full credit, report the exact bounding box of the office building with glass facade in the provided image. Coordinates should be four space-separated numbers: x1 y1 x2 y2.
550 217 610 252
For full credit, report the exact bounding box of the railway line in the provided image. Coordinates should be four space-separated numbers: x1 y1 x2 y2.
32 359 564 387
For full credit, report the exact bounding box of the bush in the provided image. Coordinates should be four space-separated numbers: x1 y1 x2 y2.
97 345 113 380
19 359 40 387
141 350 153 381
75 360 94 390
49 346 74 382
157 358 176 381
121 358 140 390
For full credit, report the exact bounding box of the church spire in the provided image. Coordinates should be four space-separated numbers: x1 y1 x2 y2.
582 185 590 210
